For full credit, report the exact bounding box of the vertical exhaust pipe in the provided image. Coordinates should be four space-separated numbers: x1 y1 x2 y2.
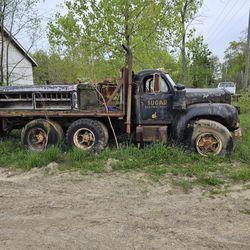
122 45 133 135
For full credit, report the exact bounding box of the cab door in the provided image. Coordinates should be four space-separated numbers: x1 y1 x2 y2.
139 73 173 124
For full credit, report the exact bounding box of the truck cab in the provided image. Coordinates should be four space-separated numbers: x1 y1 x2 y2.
133 70 175 125
131 69 241 156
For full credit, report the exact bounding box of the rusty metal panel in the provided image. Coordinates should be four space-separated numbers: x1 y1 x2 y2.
0 85 78 93
0 83 125 116
136 125 168 143
185 88 231 105
0 84 78 111
0 110 124 118
79 88 99 110
158 126 168 142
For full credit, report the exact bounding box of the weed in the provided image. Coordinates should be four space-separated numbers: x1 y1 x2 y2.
173 179 194 193
237 91 250 114
197 176 224 186
145 165 167 181
240 209 250 215
230 166 250 182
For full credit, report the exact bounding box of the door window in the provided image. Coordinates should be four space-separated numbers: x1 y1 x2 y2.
144 74 169 93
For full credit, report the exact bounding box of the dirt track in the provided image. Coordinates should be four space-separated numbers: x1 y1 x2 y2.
0 166 250 250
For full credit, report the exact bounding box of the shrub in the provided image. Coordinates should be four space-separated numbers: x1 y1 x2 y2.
237 88 250 114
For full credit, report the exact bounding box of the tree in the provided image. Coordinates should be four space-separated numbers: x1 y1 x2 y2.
168 0 203 85
48 0 204 84
32 50 49 84
48 0 178 81
222 33 247 88
32 50 79 84
0 0 41 85
187 36 217 87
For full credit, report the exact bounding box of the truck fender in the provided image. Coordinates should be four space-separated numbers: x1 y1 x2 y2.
171 103 239 141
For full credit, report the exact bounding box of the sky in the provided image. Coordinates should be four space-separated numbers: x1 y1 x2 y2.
35 0 250 62
195 0 249 60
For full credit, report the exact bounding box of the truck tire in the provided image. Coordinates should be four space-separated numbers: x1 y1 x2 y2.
47 120 64 142
189 119 233 156
100 122 109 146
21 119 63 151
66 119 108 152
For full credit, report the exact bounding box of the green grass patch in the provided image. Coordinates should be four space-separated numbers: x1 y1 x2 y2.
196 176 224 186
0 111 249 191
0 139 63 170
230 166 250 182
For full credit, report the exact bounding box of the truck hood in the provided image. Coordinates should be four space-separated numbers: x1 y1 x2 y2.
185 88 231 105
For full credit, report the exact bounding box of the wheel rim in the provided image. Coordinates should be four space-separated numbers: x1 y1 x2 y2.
195 133 223 156
27 128 48 150
73 128 95 150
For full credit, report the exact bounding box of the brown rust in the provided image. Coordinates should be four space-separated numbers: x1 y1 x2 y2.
233 127 242 139
136 125 168 143
28 127 48 149
196 133 222 156
106 79 123 105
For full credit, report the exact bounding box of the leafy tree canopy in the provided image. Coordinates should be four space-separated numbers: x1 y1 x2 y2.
222 32 247 88
45 0 216 87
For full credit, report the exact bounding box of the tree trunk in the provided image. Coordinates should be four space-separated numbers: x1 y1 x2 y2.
6 40 9 85
0 2 5 85
6 2 15 85
181 33 186 84
0 26 4 84
124 3 130 65
180 0 188 85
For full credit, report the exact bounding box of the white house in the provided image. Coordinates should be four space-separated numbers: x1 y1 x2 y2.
0 27 37 85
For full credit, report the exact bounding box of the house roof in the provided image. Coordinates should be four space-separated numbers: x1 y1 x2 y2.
1 26 38 67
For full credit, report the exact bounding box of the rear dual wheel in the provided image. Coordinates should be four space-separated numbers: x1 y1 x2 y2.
21 119 64 151
21 118 108 153
66 119 108 153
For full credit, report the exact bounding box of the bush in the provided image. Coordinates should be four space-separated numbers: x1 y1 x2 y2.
237 88 250 114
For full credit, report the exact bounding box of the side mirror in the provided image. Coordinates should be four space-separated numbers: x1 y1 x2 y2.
173 84 186 110
174 84 185 91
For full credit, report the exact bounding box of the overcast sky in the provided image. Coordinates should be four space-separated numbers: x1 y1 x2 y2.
36 0 250 62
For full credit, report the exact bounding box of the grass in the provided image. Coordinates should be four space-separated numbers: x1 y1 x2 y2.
0 112 249 191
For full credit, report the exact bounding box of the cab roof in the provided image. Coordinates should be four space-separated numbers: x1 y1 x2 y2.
135 69 165 81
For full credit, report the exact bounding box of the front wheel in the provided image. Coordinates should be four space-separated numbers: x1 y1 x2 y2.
188 119 233 156
66 119 108 153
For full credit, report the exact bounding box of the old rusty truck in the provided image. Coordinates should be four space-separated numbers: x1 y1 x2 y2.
0 54 241 156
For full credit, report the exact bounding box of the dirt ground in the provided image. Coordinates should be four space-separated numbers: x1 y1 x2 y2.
0 165 249 250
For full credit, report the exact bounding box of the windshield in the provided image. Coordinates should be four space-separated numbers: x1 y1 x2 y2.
166 74 176 87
